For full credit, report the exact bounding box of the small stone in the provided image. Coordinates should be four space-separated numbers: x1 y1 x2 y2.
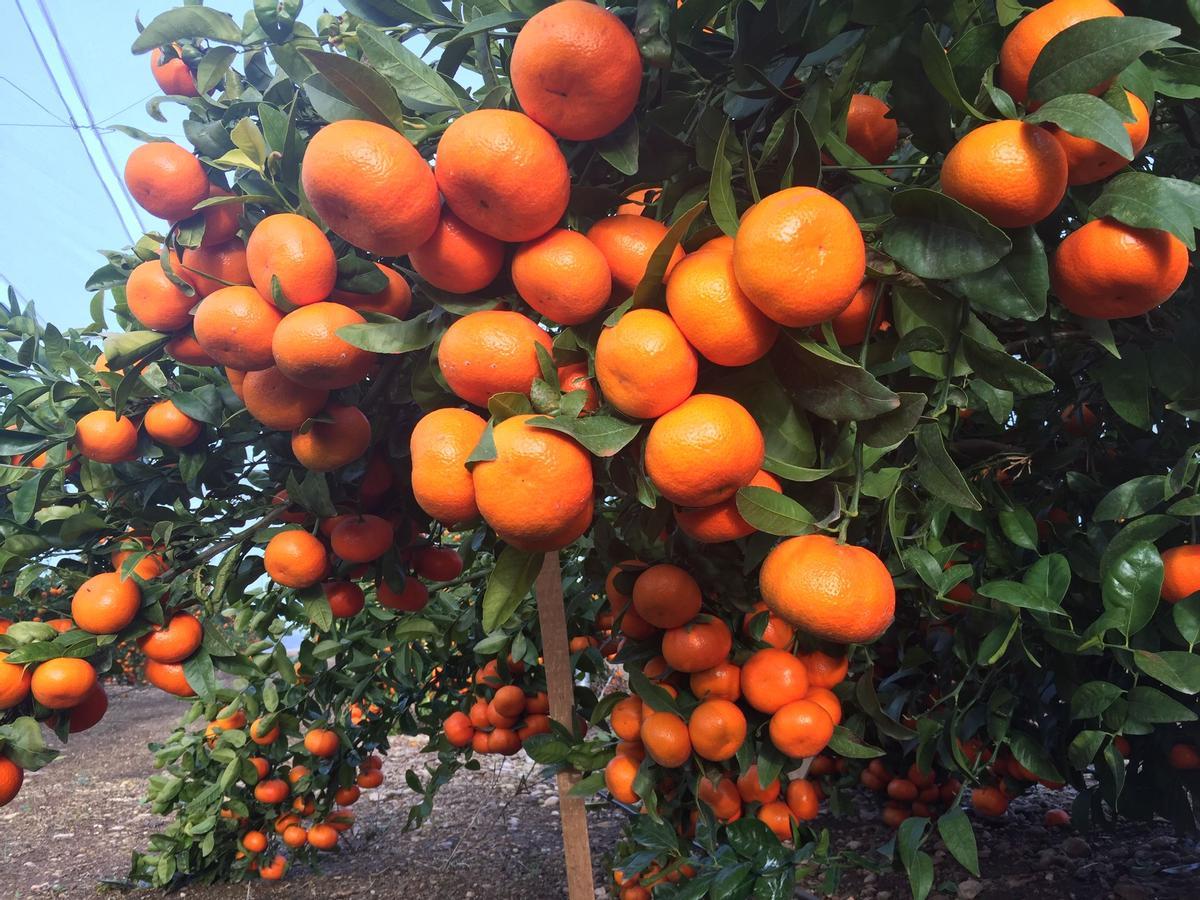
1148 835 1175 849
957 879 984 900
1062 836 1091 858
864 873 877 884
876 892 892 900
541 795 559 807
1036 849 1061 870
845 840 862 850
1113 882 1152 900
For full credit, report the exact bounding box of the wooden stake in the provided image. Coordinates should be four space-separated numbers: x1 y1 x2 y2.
535 552 595 900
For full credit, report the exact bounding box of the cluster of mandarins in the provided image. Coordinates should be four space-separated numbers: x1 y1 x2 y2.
856 759 964 829
599 560 872 843
217 721 376 879
441 657 554 756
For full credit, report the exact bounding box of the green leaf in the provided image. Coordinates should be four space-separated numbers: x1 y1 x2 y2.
526 415 640 458
183 651 217 701
914 423 980 510
953 227 1048 321
488 393 533 421
998 507 1038 550
1028 17 1181 105
10 469 52 526
1133 649 1200 694
1094 475 1169 521
1100 541 1163 639
304 593 334 632
905 850 934 900
936 806 980 877
334 254 390 294
781 339 900 422
132 7 243 53
977 579 1067 615
195 45 238 95
920 24 992 119
299 49 407 130
1090 172 1199 250
882 188 1012 280
859 392 926 449
1008 730 1064 782
1126 685 1197 723
1024 554 1071 607
1095 347 1151 430
977 617 1019 665
1173 595 1200 644
709 119 740 237
465 421 497 468
734 487 816 537
481 547 543 632
826 726 885 758
254 0 302 41
168 385 222 425
629 201 707 307
962 335 1054 395
357 24 464 111
1025 93 1134 157
595 116 640 176
337 318 435 353
103 330 169 370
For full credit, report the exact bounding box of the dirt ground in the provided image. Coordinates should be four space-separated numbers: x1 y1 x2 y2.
0 687 1197 900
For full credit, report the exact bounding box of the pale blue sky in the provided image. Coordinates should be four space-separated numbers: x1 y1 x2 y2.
0 1 343 326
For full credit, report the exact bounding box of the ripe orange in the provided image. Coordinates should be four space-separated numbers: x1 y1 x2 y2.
804 687 842 726
786 778 820 820
304 727 340 758
165 330 215 366
769 699 835 758
195 184 242 245
334 784 361 805
125 259 197 332
409 407 487 525
675 469 782 543
844 94 898 164
258 854 287 880
1168 743 1200 770
242 366 329 430
377 577 429 612
741 648 809 714
0 651 33 710
301 119 440 256
145 660 196 696
71 572 140 634
736 764 780 803
827 281 888 346
586 215 685 298
143 399 202 448
610 695 644 741
271 302 374 389
697 774 742 822
660 617 732 673
291 403 371 471
509 1 642 141
413 547 464 581
1044 808 1071 828
688 699 746 761
0 755 23 807
138 612 202 663
438 310 554 408
324 582 365 618
264 530 328 588
512 228 613 325
689 661 741 702
246 213 337 306
330 515 393 563
410 208 505 294
124 141 208 220
756 801 796 841
607 560 659 641
732 187 866 327
488 727 522 755
1160 545 1200 603
192 285 283 370
797 649 849 689
940 120 1068 228
30 657 97 709
435 109 570 242
242 829 268 854
75 410 139 464
741 600 795 650
665 244 779 366
640 711 692 767
472 414 593 551
631 564 702 629
556 363 599 413
1053 90 1149 185
1051 218 1189 320
150 48 197 96
645 394 764 507
250 717 281 746
616 187 661 216
255 777 290 804
594 309 697 419
179 240 251 298
998 0 1124 106
444 711 475 748
760 535 895 643
614 739 644 762
331 263 413 318
971 785 1009 817
605 753 641 803
227 367 246 398
308 822 339 850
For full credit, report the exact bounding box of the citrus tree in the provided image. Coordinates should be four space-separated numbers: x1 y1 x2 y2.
3 0 1200 897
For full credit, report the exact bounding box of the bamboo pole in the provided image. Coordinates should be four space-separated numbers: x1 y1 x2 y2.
534 552 595 900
